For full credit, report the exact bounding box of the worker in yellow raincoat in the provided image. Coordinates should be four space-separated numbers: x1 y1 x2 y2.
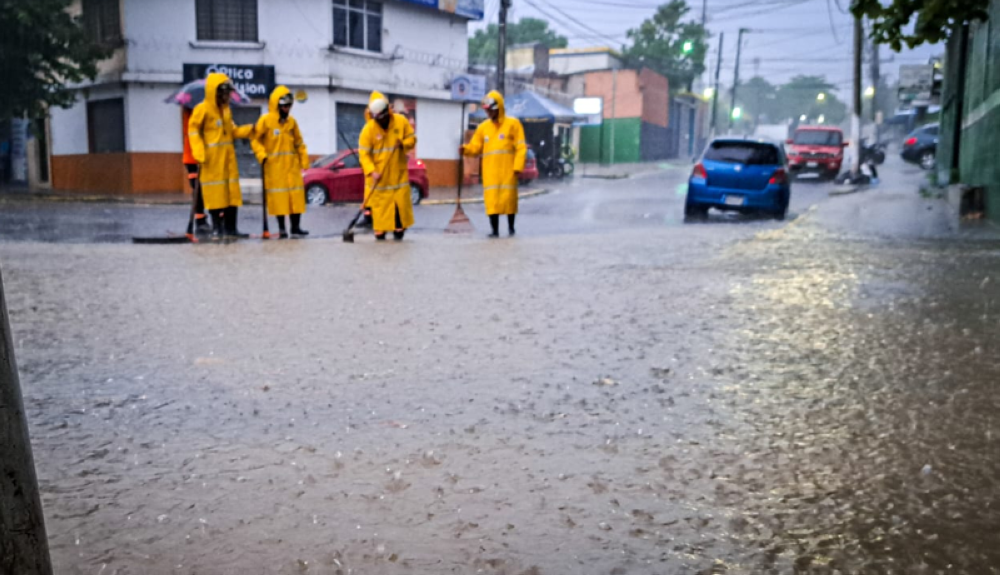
188 73 255 238
358 91 417 241
460 90 526 237
251 86 310 238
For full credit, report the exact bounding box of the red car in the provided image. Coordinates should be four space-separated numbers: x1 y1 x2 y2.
303 149 429 205
519 148 539 186
785 126 847 180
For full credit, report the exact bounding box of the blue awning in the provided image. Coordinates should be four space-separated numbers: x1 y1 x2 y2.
471 91 583 124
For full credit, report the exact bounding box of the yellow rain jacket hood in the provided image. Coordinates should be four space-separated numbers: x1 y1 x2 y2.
463 91 526 215
251 86 309 216
358 91 417 232
188 73 255 210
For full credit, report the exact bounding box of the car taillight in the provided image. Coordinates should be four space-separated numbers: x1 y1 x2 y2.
769 168 788 185
416 160 425 167
692 163 707 180
905 137 917 146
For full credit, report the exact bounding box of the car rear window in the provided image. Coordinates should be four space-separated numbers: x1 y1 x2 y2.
704 141 781 166
924 125 939 136
793 130 843 146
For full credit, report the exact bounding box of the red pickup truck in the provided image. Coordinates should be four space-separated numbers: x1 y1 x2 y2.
785 126 847 181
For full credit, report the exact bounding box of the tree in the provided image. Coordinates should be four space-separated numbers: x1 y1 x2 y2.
738 77 779 125
852 0 989 50
0 0 109 120
468 17 569 65
621 0 707 91
775 75 848 126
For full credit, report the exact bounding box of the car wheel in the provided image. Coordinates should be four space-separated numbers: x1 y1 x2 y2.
684 201 708 221
920 150 936 171
410 183 422 206
305 184 328 206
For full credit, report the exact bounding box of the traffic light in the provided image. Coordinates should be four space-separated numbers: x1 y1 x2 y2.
682 40 694 54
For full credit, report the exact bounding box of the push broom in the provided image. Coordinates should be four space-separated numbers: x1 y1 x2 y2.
445 102 474 234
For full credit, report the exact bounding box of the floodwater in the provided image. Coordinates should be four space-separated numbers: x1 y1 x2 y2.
1 162 999 574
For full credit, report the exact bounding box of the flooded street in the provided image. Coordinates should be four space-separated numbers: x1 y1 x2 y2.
2 162 999 574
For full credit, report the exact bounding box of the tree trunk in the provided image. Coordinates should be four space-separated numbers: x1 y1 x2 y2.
0 264 52 575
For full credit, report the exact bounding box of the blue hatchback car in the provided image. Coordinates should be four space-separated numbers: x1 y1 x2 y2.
685 138 791 220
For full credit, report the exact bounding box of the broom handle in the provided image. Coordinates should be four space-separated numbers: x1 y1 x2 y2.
261 161 268 234
456 102 465 204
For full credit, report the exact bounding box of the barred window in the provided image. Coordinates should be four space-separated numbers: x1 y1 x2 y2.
333 0 382 52
196 0 258 42
87 99 125 154
82 0 122 45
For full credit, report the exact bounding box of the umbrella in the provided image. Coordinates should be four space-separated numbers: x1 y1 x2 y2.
164 79 252 109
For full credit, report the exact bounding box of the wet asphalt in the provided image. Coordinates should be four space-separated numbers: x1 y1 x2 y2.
1 158 999 574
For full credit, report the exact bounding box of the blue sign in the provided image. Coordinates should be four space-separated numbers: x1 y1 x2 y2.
451 74 488 102
398 0 483 20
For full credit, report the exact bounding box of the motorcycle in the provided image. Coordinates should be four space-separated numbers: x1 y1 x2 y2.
861 140 887 165
537 153 568 179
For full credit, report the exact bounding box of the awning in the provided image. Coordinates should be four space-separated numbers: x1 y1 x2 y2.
471 91 584 124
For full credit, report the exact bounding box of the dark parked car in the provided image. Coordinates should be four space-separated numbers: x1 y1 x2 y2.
685 138 791 221
901 123 938 170
302 149 429 206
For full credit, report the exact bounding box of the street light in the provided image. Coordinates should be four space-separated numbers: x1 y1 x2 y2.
864 86 876 98
816 93 826 102
818 114 826 124
703 87 714 99
731 107 742 120
799 114 807 122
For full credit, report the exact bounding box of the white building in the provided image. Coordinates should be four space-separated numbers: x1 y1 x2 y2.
49 0 480 194
548 47 623 76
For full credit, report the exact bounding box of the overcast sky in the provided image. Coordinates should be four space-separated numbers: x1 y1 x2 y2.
470 0 944 95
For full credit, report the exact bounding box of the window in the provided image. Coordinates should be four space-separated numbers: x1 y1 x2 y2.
924 125 939 136
704 142 780 166
196 0 258 42
333 0 382 52
792 130 843 146
87 99 125 153
82 0 122 45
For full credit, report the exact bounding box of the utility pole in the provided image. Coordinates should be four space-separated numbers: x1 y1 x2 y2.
850 9 862 177
496 0 511 94
709 32 723 138
0 267 53 575
701 0 707 27
729 27 748 133
870 33 881 140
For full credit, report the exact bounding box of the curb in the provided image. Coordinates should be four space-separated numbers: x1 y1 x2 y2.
421 188 550 206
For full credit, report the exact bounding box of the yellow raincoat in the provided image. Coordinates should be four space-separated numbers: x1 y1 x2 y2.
188 73 255 210
358 91 417 232
251 86 309 216
463 91 526 216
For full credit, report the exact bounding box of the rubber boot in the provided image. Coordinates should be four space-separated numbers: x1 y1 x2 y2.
211 210 225 240
488 215 500 238
277 216 288 239
507 214 516 236
290 213 309 236
225 207 249 238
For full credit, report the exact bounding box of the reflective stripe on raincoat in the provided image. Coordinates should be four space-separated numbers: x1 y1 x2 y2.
463 90 526 216
251 86 309 216
188 73 254 210
358 91 417 232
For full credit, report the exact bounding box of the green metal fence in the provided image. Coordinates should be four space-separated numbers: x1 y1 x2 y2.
946 0 1000 222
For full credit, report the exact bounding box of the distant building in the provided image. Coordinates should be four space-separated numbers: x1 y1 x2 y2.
549 47 623 76
45 0 481 195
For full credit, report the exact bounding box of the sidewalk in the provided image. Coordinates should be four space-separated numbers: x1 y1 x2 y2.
575 160 690 180
815 160 1000 241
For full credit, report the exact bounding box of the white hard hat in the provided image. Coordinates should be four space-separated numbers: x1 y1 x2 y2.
369 98 389 117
